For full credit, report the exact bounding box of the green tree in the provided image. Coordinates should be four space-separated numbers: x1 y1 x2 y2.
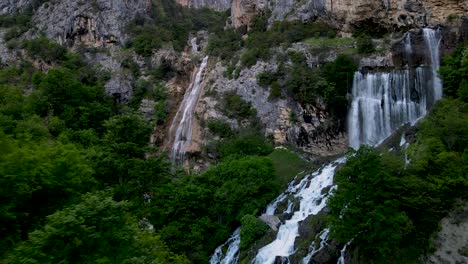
328 147 412 261
439 45 468 98
0 132 96 255
8 191 187 264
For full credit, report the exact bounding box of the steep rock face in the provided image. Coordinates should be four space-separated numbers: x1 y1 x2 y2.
196 58 347 157
176 0 231 11
0 0 32 15
32 0 152 48
326 0 468 31
231 0 468 31
268 0 326 22
231 0 267 29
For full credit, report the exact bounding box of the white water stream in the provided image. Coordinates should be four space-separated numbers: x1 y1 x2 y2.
210 28 443 264
168 56 209 165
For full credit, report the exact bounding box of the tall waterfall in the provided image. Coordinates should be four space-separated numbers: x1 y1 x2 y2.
169 56 209 164
210 28 443 264
423 28 443 101
348 28 442 148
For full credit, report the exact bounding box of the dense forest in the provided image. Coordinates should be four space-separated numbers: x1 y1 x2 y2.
0 0 466 263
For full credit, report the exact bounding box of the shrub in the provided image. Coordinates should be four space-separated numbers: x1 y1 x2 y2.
207 29 242 60
240 48 260 67
207 119 233 138
269 81 282 100
133 33 161 57
439 45 468 98
257 71 277 87
217 131 274 159
357 35 376 54
220 92 257 120
240 214 269 250
23 38 68 63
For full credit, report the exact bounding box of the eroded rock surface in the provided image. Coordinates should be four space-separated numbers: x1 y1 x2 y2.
425 202 468 264
32 0 152 47
230 0 468 32
177 0 231 11
0 0 32 15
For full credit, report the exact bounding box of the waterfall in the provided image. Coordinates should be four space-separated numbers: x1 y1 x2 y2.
210 28 443 264
423 28 443 101
253 159 345 264
348 28 442 148
336 241 352 264
210 229 241 264
301 229 330 264
168 56 209 165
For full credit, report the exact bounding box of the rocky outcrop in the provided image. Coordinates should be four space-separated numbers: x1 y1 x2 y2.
176 0 231 11
231 0 267 29
231 0 468 32
326 0 467 31
197 57 347 157
259 214 281 231
32 0 151 47
0 0 32 15
425 201 468 264
105 74 133 103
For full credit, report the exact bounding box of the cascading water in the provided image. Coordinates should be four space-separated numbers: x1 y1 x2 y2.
168 56 209 165
348 28 442 148
253 159 345 264
210 159 346 264
423 28 443 101
210 28 443 264
210 229 241 264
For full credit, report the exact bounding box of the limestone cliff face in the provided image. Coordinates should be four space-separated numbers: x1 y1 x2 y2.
326 0 468 31
231 0 267 29
0 0 32 15
230 0 468 31
32 0 152 48
176 0 231 11
196 56 348 157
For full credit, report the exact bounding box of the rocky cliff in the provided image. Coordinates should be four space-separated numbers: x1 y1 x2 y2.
231 0 468 31
0 0 32 15
32 0 151 48
176 0 231 11
196 57 348 158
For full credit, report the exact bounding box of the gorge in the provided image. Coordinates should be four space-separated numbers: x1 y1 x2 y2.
0 0 466 263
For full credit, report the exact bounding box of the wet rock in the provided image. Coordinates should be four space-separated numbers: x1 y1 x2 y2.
274 256 289 264
259 214 281 231
279 212 293 223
